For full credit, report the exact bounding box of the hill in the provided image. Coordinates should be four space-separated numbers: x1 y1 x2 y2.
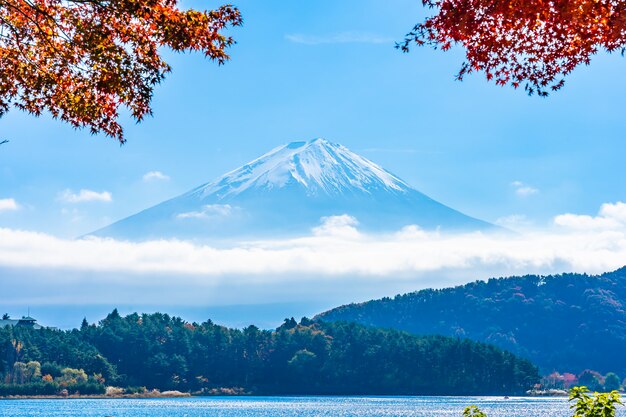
0 311 538 395
92 138 494 240
317 267 626 376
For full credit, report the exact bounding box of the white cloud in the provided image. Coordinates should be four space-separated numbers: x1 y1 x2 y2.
312 215 360 238
395 225 429 240
177 204 235 220
143 171 170 182
59 189 112 203
1 202 626 277
511 181 538 197
2 202 626 307
0 225 622 279
0 198 19 212
285 32 393 45
555 201 626 231
554 214 620 231
599 201 626 223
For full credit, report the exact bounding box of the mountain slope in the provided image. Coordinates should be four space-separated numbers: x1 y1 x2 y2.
93 138 494 240
317 267 626 375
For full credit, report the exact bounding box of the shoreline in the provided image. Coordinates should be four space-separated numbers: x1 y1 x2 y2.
0 394 565 400
0 392 192 400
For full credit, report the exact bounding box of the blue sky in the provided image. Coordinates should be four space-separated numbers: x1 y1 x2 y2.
1 0 625 237
1 0 626 328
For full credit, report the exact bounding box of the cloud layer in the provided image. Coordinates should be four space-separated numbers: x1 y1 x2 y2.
2 204 626 276
2 202 625 307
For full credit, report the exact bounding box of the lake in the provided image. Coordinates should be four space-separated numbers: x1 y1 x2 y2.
1 396 624 417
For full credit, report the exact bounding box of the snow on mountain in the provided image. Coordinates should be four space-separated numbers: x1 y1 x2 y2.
92 138 495 241
194 138 409 199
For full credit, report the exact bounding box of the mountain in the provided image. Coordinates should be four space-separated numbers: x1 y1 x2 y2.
93 138 494 240
317 267 626 376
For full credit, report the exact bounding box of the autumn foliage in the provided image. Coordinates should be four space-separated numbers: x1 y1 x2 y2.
399 0 626 95
0 0 242 142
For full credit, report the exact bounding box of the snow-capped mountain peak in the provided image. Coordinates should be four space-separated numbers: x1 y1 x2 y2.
194 138 410 199
92 138 495 240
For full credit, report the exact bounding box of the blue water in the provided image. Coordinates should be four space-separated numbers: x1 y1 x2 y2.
0 396 623 417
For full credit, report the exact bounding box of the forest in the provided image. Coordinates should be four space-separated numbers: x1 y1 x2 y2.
319 267 626 377
0 311 538 396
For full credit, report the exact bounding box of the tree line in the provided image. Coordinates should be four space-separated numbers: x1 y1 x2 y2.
0 311 539 396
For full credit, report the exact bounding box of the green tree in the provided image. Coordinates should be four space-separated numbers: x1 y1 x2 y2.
58 368 88 385
11 362 27 384
0 310 539 395
570 386 623 417
288 349 317 374
604 373 621 392
10 361 40 384
578 371 604 392
25 361 41 383
463 406 487 417
41 362 63 379
462 387 624 417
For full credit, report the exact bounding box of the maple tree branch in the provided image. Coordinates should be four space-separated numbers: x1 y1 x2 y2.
0 3 81 63
0 13 58 79
65 0 107 4
0 1 242 140
1 1 70 53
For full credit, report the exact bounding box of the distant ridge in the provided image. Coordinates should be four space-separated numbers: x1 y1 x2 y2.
92 138 495 240
317 267 626 375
